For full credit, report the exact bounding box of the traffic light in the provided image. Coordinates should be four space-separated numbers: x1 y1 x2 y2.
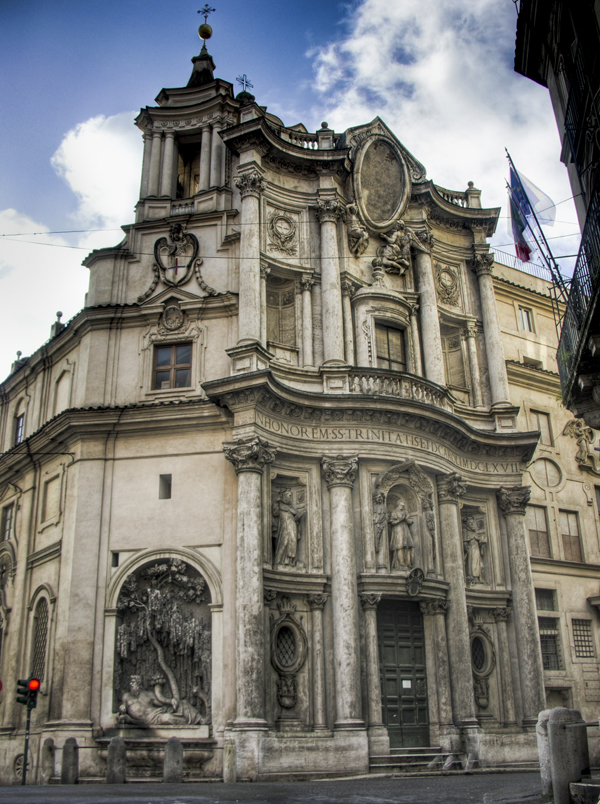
16 678 40 709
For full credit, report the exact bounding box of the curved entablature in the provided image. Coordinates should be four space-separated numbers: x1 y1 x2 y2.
412 181 501 238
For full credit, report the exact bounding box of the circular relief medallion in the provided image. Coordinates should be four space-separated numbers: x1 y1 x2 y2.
533 458 562 488
353 136 410 232
162 305 185 331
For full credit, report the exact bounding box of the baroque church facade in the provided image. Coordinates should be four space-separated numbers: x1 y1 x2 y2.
1 33 600 783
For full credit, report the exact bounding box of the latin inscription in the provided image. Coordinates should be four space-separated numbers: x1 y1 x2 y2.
255 411 520 474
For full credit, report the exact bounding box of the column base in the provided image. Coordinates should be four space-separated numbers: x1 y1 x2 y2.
334 719 365 730
321 365 350 393
231 718 269 731
367 725 390 756
226 342 273 375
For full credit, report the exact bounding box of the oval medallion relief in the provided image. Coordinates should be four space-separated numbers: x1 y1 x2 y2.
353 136 410 232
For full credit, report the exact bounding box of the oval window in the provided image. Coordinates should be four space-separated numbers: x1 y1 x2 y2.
533 459 561 488
471 636 486 672
276 626 296 667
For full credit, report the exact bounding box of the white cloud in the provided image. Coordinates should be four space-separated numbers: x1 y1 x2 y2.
310 0 580 270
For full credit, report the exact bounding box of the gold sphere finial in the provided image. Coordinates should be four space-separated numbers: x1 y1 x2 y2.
197 5 215 41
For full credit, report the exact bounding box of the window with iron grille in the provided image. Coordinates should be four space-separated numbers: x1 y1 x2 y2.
538 617 562 670
275 626 296 667
535 588 556 611
31 599 49 681
572 619 595 658
1 504 14 542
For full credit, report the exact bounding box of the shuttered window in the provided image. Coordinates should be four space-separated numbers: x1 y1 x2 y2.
375 325 406 372
560 510 582 562
526 506 551 558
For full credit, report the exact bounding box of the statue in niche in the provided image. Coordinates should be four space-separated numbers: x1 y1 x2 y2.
372 220 411 275
272 488 305 567
345 203 370 257
372 491 388 553
388 501 415 569
462 515 487 584
115 558 212 727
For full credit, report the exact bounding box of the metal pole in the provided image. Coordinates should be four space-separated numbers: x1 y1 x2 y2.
22 705 31 786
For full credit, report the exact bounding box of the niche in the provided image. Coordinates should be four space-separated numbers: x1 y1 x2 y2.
270 476 307 571
461 505 489 586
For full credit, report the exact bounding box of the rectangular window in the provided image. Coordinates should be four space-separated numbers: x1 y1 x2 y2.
159 474 172 500
538 617 562 670
519 306 534 332
526 505 551 558
572 619 595 658
375 325 406 372
560 510 582 562
0 504 14 541
530 410 552 446
535 588 556 611
153 343 192 390
14 414 24 445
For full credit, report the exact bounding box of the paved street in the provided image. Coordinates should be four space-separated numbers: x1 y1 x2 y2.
0 772 545 804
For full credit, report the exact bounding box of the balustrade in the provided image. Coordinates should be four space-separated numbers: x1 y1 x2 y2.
348 369 453 411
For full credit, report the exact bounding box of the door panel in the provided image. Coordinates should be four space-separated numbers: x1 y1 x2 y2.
377 599 430 748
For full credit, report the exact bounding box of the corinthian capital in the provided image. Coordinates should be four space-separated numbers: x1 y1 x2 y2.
436 472 467 503
497 486 531 515
223 436 277 474
315 198 344 223
420 599 448 616
492 606 512 622
470 250 494 277
321 454 359 488
360 593 382 611
306 593 329 610
235 171 265 198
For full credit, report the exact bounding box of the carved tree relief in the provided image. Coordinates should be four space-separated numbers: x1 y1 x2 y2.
114 558 212 727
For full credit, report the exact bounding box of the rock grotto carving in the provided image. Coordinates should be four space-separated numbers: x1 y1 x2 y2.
270 597 308 710
344 203 369 257
115 558 211 727
462 514 487 585
272 487 305 567
267 210 298 256
388 501 415 569
154 224 200 288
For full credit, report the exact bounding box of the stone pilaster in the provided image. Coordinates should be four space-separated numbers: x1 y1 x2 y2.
315 199 345 365
471 252 510 407
235 171 265 344
139 128 153 199
260 263 270 348
147 130 162 197
210 123 223 187
160 132 175 198
301 276 315 367
492 607 517 726
223 437 276 729
360 593 389 754
464 323 484 408
436 473 478 728
322 455 363 728
409 303 423 376
199 125 212 192
420 599 453 729
306 593 328 730
497 487 545 726
341 282 356 366
413 232 445 386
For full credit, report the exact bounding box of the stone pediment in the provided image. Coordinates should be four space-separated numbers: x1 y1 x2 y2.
341 117 427 184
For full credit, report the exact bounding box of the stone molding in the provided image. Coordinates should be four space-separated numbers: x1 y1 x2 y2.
315 198 344 224
306 593 328 610
419 599 448 616
360 592 382 611
321 455 359 488
234 171 265 199
223 436 277 474
496 486 531 515
436 472 467 503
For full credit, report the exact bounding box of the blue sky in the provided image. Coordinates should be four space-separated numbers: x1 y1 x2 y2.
0 0 581 378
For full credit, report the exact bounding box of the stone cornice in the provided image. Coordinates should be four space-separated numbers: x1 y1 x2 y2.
411 182 500 238
506 360 561 394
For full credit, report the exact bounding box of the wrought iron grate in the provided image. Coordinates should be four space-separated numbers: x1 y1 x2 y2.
31 599 49 681
276 626 296 667
471 637 485 672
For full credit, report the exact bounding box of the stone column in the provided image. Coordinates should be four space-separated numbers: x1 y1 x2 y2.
223 437 277 727
464 323 484 408
420 599 453 728
409 303 423 376
210 123 223 187
472 253 510 407
412 235 445 386
436 473 478 728
260 263 270 348
497 487 545 726
147 130 162 197
341 282 356 366
234 172 264 344
360 593 389 754
160 132 175 198
492 607 517 726
199 125 212 192
301 276 315 367
322 455 363 728
139 129 153 199
306 593 328 730
315 200 345 365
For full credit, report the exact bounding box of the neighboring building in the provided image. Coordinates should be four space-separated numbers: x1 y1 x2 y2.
0 32 600 784
515 1 600 427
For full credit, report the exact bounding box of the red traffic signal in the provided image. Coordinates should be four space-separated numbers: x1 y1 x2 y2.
27 679 40 692
16 677 40 708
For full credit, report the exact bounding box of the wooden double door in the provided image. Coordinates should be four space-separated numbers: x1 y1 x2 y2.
377 599 430 748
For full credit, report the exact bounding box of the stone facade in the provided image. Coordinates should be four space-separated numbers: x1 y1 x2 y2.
0 38 599 784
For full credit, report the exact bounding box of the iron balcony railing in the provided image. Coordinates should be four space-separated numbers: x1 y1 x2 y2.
564 41 600 205
557 187 600 398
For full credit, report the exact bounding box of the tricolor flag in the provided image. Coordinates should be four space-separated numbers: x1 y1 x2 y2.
509 164 556 263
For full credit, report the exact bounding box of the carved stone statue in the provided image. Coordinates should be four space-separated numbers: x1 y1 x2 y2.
372 220 411 275
462 515 487 584
345 203 369 257
388 501 414 569
272 488 305 566
563 419 598 470
372 491 387 553
118 674 202 727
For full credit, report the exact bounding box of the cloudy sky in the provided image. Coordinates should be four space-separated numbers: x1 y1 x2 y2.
0 0 581 379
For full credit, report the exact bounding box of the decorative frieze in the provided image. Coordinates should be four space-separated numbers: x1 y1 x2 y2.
496 486 531 515
223 436 277 474
321 455 359 488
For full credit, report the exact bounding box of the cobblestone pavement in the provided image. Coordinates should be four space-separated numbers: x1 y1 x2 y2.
0 772 546 804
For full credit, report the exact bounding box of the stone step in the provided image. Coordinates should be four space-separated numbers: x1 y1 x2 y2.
389 746 442 755
570 780 600 804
